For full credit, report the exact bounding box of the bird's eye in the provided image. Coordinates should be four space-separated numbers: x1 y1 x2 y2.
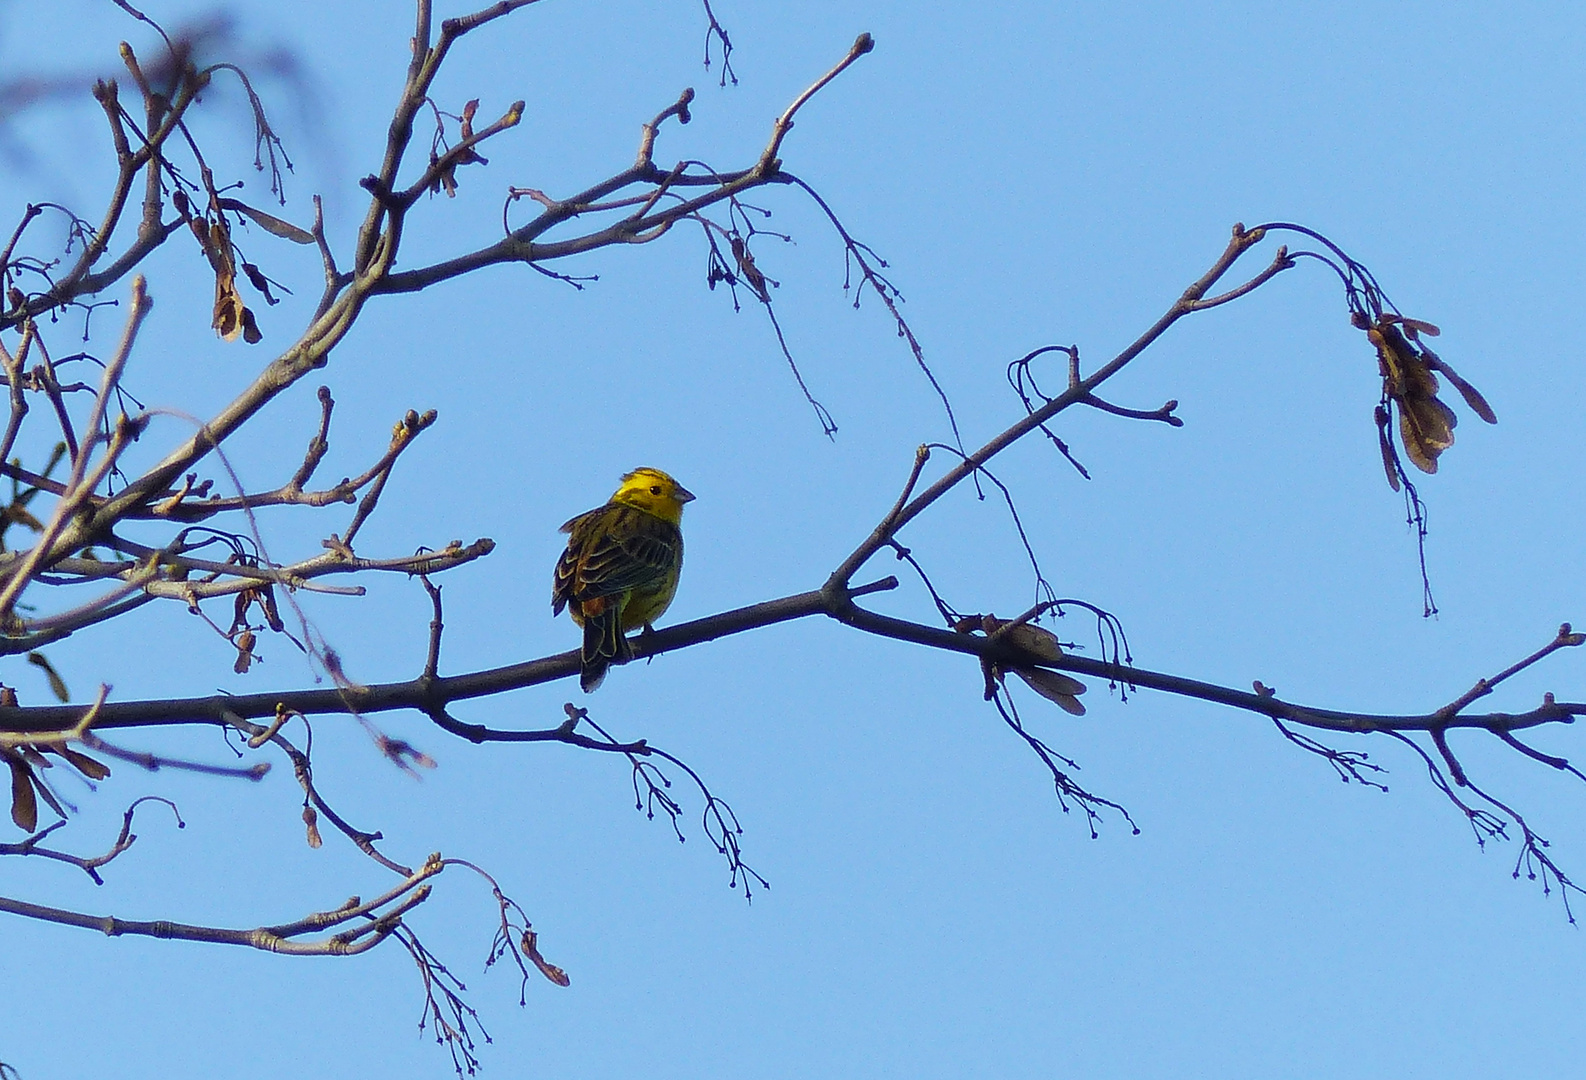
650 485 662 495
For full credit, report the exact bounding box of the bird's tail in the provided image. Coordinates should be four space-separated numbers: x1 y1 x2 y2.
580 599 632 692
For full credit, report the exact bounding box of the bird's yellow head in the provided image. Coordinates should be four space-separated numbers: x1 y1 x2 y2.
609 467 695 525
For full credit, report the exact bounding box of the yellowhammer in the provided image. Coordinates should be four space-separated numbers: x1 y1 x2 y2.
553 467 695 692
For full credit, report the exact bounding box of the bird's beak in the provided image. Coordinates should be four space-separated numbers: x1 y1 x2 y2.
675 484 697 504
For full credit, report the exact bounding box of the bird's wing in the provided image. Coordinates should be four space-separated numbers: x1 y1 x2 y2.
570 506 680 600
551 508 603 614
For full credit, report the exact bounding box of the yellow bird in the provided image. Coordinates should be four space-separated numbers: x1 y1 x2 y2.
553 467 695 692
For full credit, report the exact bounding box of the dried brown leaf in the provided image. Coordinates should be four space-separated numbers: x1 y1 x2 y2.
1374 405 1401 491
53 747 110 781
233 629 257 675
217 198 314 244
1014 667 1087 716
1422 348 1497 424
730 235 771 302
6 754 37 832
523 928 570 986
241 262 280 305
213 269 247 341
1004 622 1064 663
231 588 253 635
1399 395 1457 474
25 651 68 702
260 586 284 633
204 219 236 276
187 214 211 250
1372 320 1457 474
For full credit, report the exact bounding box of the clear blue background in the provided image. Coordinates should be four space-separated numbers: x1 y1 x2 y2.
2 2 1584 1077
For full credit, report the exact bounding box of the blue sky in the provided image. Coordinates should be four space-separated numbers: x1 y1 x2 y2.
2 1 1584 1077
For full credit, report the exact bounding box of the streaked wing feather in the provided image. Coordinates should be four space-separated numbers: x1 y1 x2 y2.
553 507 609 612
574 513 679 598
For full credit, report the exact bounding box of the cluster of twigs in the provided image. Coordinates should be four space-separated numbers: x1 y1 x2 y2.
0 3 907 1070
0 0 1580 1074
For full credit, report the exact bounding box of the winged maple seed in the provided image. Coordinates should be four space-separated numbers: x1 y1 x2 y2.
232 629 258 675
430 98 490 198
2 740 110 832
196 216 262 344
522 927 571 987
1358 313 1496 486
956 614 1089 716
